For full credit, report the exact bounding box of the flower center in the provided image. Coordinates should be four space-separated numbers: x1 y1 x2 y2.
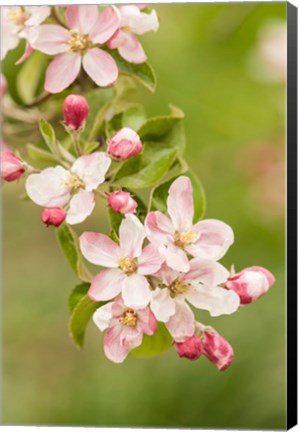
65 174 85 190
118 256 138 275
174 230 196 249
119 309 137 327
7 7 28 26
169 278 190 297
68 30 92 53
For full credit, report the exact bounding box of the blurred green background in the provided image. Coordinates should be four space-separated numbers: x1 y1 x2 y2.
2 3 286 429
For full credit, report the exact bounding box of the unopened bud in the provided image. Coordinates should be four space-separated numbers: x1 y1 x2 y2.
202 331 234 371
42 207 66 227
63 94 89 130
175 335 203 360
0 151 26 182
108 191 138 214
225 266 275 305
107 127 142 160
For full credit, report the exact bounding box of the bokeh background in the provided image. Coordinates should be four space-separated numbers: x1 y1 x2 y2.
2 3 286 429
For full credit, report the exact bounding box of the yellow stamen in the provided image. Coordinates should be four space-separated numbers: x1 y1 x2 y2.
174 230 196 249
7 7 28 26
68 30 92 53
65 174 85 190
169 278 190 297
118 256 138 275
119 309 137 327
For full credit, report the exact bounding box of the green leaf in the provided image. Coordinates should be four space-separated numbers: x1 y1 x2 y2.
131 323 172 357
118 148 178 190
150 169 206 222
26 144 60 169
108 49 156 92
108 207 124 235
56 224 92 282
83 141 100 155
39 118 57 154
16 51 47 104
106 104 147 139
69 295 102 348
68 282 90 313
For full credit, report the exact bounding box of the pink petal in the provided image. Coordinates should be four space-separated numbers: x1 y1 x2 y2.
89 268 125 302
185 259 229 286
118 33 147 64
15 42 33 65
66 6 98 34
167 176 194 232
151 287 176 322
119 214 146 258
104 323 129 363
107 29 126 49
120 325 143 351
82 47 118 88
122 274 151 309
189 219 234 261
165 301 195 343
79 232 120 267
137 308 158 335
25 6 51 26
153 262 180 286
25 166 70 207
138 244 164 275
145 211 174 246
45 52 81 94
90 6 121 44
71 152 111 191
165 244 190 273
186 285 240 317
31 25 69 55
66 190 95 225
92 302 113 332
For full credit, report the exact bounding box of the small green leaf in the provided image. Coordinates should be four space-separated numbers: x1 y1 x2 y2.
105 104 147 139
108 207 124 235
69 295 102 348
150 169 206 222
39 118 57 154
26 144 60 169
56 224 92 282
131 323 173 357
84 141 100 155
69 282 90 313
16 51 47 104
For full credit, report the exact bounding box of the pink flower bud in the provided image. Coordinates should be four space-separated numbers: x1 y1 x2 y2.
108 191 138 214
42 207 66 227
202 331 234 371
0 151 26 182
108 127 142 160
175 335 203 360
225 266 275 305
63 95 89 130
1 74 7 96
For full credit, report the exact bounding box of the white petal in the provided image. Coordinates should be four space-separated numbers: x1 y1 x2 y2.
25 6 51 26
138 244 164 275
122 273 151 309
79 232 120 267
71 152 111 191
118 33 147 64
165 301 195 342
93 302 113 332
119 214 146 258
185 259 229 286
151 287 176 322
119 6 159 35
165 244 190 272
83 48 118 88
167 176 194 231
66 190 95 225
30 24 69 55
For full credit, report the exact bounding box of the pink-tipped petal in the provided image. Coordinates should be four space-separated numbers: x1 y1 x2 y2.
107 29 126 49
119 214 146 258
151 287 176 322
90 6 121 44
83 48 118 88
118 33 147 64
30 24 69 55
66 5 98 34
104 323 129 363
89 268 125 302
45 52 81 94
66 190 95 225
93 302 113 332
166 301 196 343
138 244 164 275
189 219 234 261
15 42 33 65
79 232 120 267
165 244 190 273
167 176 194 232
71 152 111 191
137 308 158 335
185 259 229 286
145 211 174 246
122 274 151 309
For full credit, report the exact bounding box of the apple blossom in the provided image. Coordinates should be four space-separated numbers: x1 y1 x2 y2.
31 5 120 93
107 127 143 160
175 334 203 360
202 330 234 371
107 5 159 64
63 94 89 130
145 176 234 272
108 191 138 214
151 260 240 342
225 266 275 305
25 152 111 225
42 207 66 227
93 295 157 363
80 214 164 309
0 151 26 182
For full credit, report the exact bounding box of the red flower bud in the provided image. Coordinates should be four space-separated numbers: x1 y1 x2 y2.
63 94 89 130
225 266 275 305
42 207 66 227
175 335 203 360
0 151 26 182
108 127 142 160
108 191 138 214
202 331 234 371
